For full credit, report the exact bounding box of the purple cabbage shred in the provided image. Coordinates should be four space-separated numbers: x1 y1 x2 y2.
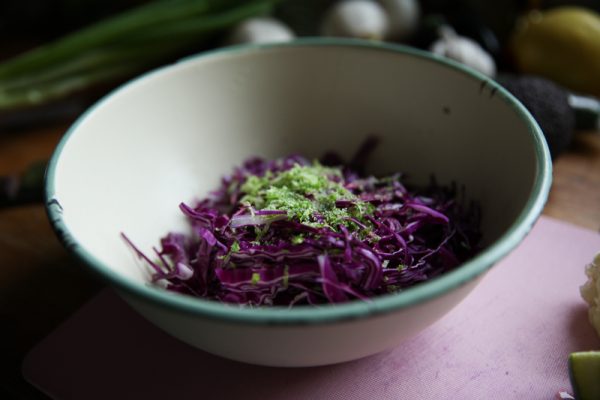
123 141 481 307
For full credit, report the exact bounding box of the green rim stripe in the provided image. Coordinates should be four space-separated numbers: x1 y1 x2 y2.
45 38 552 325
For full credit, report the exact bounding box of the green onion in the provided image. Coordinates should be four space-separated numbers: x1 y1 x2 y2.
0 0 280 111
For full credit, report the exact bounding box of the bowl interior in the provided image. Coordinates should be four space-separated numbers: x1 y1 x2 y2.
48 41 549 304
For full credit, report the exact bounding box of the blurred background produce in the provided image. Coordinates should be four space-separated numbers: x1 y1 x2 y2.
1 0 600 188
0 0 281 126
510 6 600 97
2 0 600 158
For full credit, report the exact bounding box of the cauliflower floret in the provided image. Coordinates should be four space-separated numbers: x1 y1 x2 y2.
581 253 600 338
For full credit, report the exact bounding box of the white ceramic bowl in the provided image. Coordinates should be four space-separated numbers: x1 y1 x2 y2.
46 39 551 367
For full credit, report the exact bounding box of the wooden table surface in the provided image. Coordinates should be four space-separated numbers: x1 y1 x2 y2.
0 123 599 398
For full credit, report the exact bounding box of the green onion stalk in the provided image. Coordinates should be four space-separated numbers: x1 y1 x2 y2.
0 0 281 111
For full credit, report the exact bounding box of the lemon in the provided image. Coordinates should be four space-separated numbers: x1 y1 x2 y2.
511 7 600 97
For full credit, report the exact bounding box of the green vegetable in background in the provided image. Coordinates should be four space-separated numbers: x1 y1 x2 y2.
0 0 281 111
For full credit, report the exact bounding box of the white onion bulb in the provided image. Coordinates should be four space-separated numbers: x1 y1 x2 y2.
228 17 295 45
321 0 389 40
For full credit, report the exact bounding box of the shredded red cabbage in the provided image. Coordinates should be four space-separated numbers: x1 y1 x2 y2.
123 142 481 306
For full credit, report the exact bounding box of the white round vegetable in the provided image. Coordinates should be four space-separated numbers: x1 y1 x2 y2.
228 17 295 45
429 26 496 77
321 0 389 40
378 0 420 40
581 253 600 339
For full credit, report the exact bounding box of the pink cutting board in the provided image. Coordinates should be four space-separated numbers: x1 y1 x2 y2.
23 216 600 399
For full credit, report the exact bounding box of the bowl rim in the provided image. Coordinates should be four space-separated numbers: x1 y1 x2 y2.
45 38 552 325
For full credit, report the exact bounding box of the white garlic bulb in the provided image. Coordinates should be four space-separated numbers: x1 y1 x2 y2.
430 26 496 77
321 0 390 40
228 17 295 45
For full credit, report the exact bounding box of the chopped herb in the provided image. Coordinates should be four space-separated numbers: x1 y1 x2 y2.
241 162 374 230
291 234 305 245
